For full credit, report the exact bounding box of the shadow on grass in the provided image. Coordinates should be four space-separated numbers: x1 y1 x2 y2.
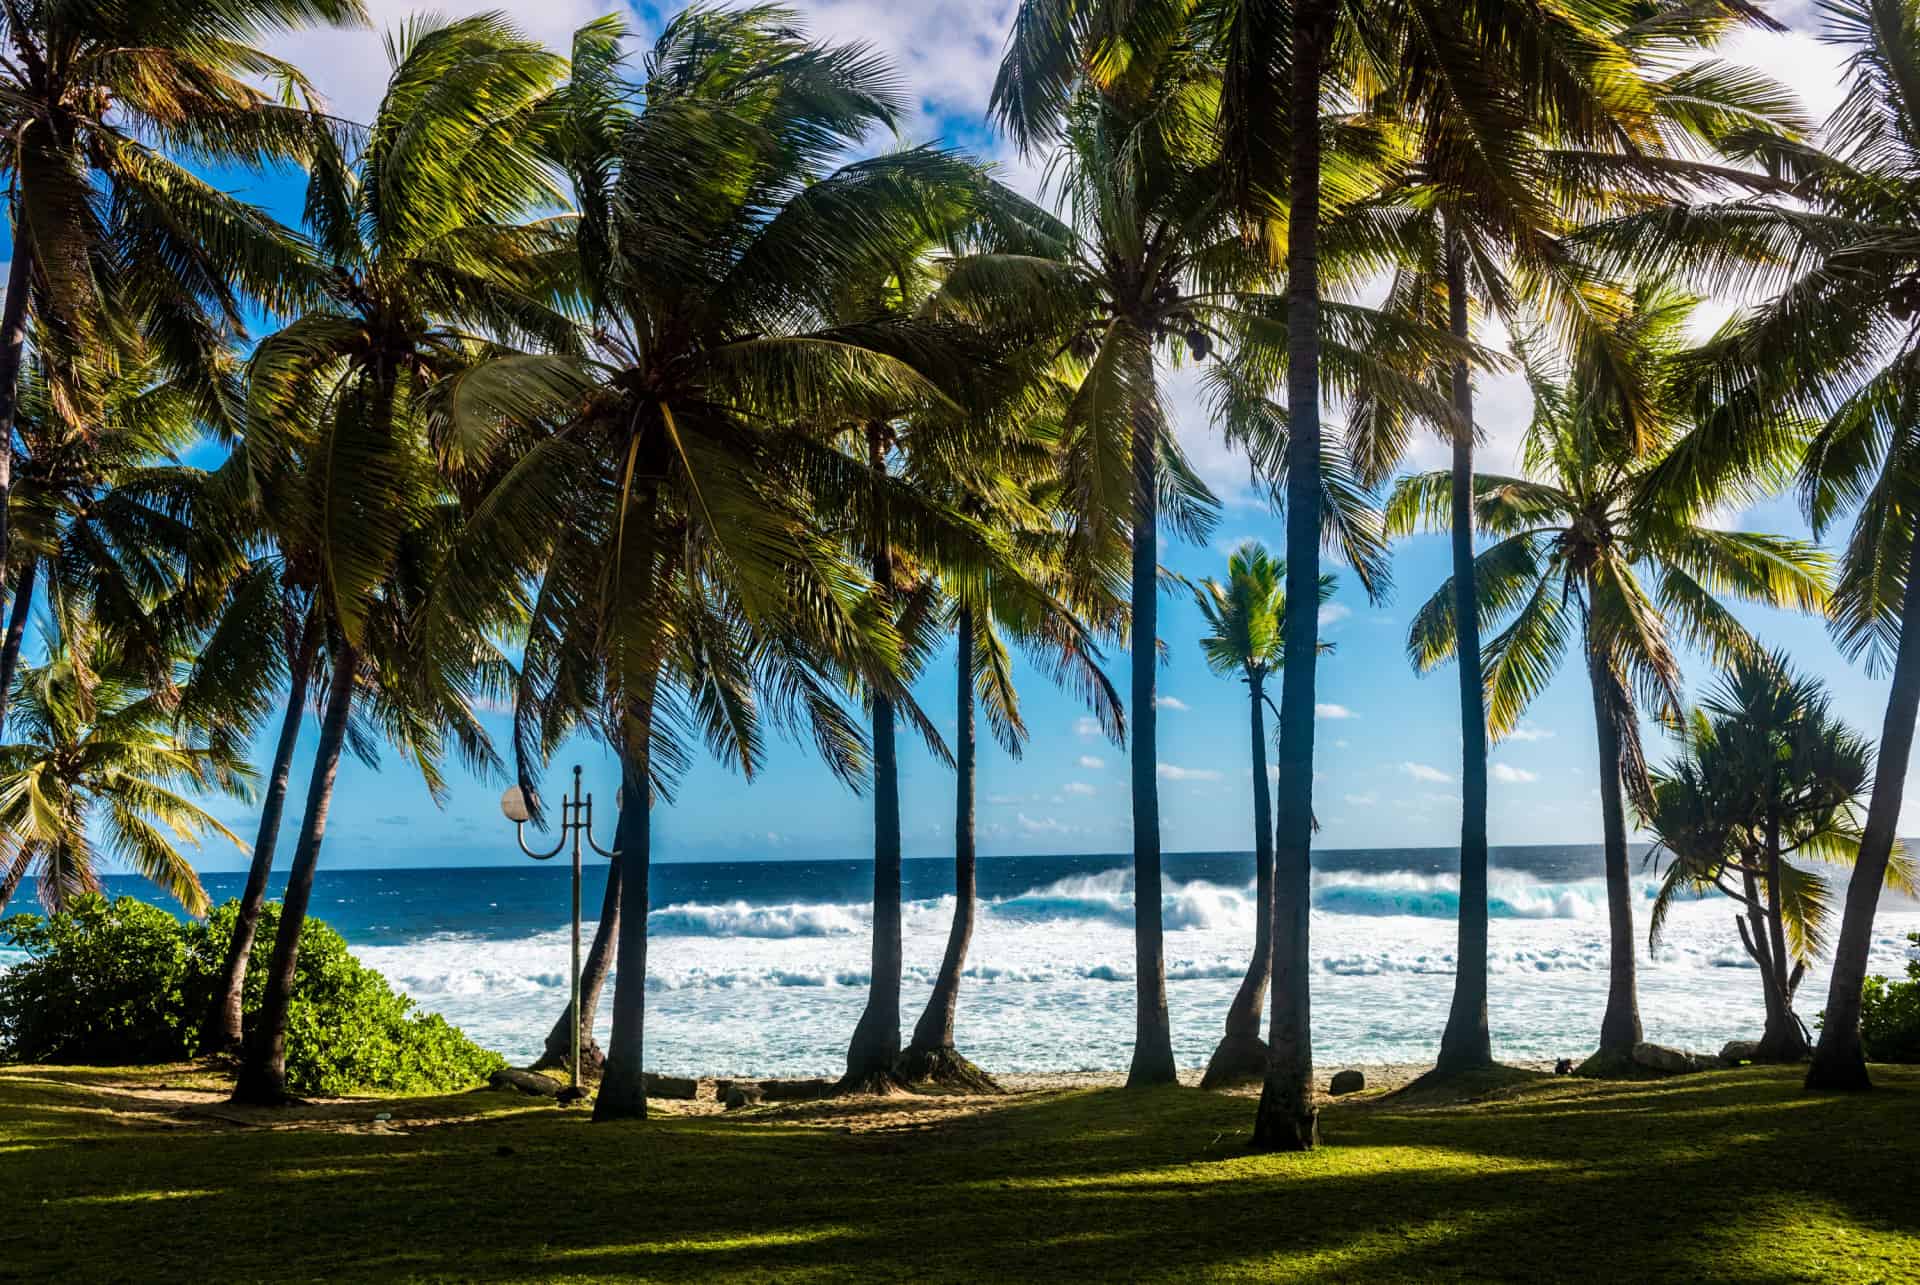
1 1065 1915 1282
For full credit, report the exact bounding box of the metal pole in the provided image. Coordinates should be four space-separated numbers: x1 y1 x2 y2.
569 766 583 1095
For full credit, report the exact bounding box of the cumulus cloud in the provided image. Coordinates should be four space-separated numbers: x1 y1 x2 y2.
1077 754 1106 770
1157 763 1222 782
1492 763 1539 784
1017 812 1077 835
1344 792 1378 806
1155 695 1190 711
1402 762 1454 784
1505 724 1555 743
1075 716 1104 738
1062 781 1097 796
1319 603 1351 627
1315 703 1355 720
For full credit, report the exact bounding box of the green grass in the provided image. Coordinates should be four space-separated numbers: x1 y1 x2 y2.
1 1064 1916 1282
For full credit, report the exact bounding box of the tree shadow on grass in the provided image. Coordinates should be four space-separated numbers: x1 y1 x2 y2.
2 1066 1915 1282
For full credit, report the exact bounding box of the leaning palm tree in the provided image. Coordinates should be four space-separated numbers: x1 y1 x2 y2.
429 9 1031 1118
1579 0 1920 1092
1190 542 1332 1088
1643 653 1908 1062
229 14 568 1106
0 607 251 915
1388 281 1830 1070
0 0 363 599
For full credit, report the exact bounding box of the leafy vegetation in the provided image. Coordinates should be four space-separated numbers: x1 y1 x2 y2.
0 897 501 1095
1860 933 1920 1064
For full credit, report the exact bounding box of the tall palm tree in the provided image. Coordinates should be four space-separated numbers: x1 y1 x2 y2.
0 606 251 915
1388 282 1830 1069
985 32 1254 1087
1353 40 1804 1076
1190 541 1332 1088
0 0 364 601
1580 0 1920 1092
433 9 1028 1118
1643 652 1908 1061
229 13 568 1105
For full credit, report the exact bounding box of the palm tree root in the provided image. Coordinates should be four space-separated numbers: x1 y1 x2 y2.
894 1045 1004 1093
1249 1069 1319 1152
1805 1040 1873 1092
833 1067 910 1097
1198 1032 1270 1089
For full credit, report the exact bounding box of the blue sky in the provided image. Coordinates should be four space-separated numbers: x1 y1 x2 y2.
7 0 1901 869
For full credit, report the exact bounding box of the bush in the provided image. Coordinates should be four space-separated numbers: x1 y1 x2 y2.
0 895 504 1094
1860 932 1920 1064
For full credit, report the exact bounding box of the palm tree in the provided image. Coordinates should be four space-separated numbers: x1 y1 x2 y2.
1353 38 1804 1077
1643 652 1909 1061
1190 542 1332 1087
432 9 1030 1118
0 0 363 602
985 28 1261 1086
0 607 250 915
229 14 568 1106
1388 282 1830 1069
1579 0 1920 1092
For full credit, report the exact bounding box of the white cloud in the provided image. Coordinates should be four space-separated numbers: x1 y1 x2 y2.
1492 763 1539 784
1155 695 1190 711
1075 716 1103 738
1017 812 1077 835
1319 603 1351 627
1077 754 1106 770
1315 703 1355 720
1157 763 1222 782
985 794 1022 807
1344 792 1378 806
1062 781 1097 796
1505 725 1555 743
1402 761 1454 784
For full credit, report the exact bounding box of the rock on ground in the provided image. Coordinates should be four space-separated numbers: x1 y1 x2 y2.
1329 1069 1366 1095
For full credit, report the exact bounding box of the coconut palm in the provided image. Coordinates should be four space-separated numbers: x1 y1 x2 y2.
0 0 363 602
1353 40 1805 1076
0 606 251 915
1578 0 1920 1092
1190 542 1332 1087
1643 652 1910 1061
1389 281 1830 1068
429 8 1041 1118
228 13 569 1105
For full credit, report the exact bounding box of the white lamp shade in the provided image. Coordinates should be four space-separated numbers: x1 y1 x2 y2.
500 785 535 823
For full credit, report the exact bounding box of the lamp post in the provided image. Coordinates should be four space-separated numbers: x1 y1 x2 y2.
501 764 619 1101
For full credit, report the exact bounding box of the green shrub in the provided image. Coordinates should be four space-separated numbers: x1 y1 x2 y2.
1860 932 1920 1064
0 895 504 1094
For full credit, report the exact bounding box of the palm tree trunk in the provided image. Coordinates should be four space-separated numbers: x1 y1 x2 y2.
1438 221 1492 1074
230 646 356 1105
1585 632 1643 1061
0 556 38 738
902 613 998 1091
1203 674 1273 1088
537 852 621 1073
844 427 904 1091
593 737 651 1121
1127 368 1176 1089
1757 813 1808 1060
198 612 320 1057
0 245 33 603
1808 524 1920 1090
1252 0 1335 1152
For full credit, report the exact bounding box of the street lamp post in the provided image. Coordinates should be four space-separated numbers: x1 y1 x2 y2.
501 764 619 1102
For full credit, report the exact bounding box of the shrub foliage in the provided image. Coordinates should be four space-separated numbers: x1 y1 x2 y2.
0 896 504 1094
1860 933 1920 1065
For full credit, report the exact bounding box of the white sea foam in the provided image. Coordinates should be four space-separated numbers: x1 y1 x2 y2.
327 866 1920 1079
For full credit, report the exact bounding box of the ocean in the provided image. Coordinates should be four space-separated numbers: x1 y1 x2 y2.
20 845 1920 1076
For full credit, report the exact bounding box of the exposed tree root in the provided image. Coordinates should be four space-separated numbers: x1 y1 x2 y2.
1198 1033 1269 1090
895 1045 1004 1094
531 1041 606 1080
833 1067 911 1097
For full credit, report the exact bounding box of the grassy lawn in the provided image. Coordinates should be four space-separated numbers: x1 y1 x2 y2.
1 1063 1915 1282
